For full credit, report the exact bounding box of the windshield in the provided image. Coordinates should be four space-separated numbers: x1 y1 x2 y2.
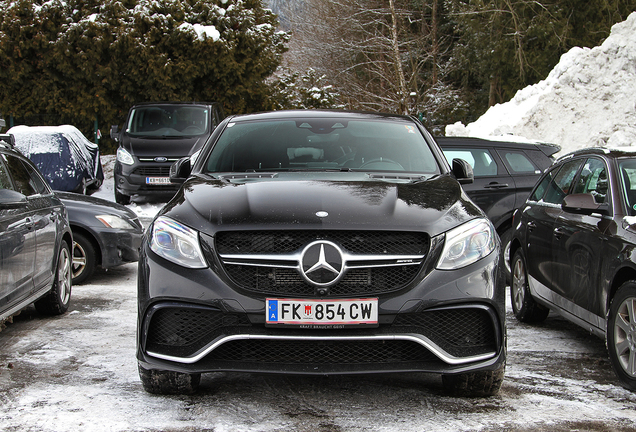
204 118 440 174
126 105 210 137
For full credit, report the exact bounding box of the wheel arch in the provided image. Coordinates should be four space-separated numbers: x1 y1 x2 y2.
70 225 103 266
608 266 636 314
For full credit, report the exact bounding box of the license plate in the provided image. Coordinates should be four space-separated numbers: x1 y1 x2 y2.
266 298 378 327
146 177 171 185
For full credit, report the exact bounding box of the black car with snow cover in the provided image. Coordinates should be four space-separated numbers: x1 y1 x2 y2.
136 110 507 397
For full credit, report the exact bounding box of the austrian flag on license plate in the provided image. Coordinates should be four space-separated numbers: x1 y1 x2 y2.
266 298 378 326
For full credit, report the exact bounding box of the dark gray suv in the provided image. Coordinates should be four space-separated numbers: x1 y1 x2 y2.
0 134 73 328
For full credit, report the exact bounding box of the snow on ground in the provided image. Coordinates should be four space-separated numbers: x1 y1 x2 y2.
447 11 636 155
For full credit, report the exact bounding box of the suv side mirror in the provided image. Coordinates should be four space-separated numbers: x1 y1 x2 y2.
562 193 610 216
452 158 474 185
110 125 119 142
170 157 191 184
0 189 28 209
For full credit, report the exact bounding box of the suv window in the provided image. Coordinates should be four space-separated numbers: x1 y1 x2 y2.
1 154 46 196
542 159 583 205
573 158 608 204
0 158 12 190
499 150 539 174
442 148 498 177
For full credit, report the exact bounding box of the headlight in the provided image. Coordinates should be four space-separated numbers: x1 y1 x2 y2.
149 217 207 269
117 147 134 165
437 218 496 270
95 214 136 230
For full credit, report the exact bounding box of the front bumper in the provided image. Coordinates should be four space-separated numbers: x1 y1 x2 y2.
97 230 142 268
114 161 180 198
137 240 506 376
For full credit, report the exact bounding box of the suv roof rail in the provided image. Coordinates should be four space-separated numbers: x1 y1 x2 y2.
0 133 15 149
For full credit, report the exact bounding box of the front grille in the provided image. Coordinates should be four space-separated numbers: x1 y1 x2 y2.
224 265 421 296
133 166 171 176
208 339 440 364
213 230 429 297
216 231 428 255
392 308 497 357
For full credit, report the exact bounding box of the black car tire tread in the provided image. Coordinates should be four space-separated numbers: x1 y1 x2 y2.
442 363 505 397
35 241 72 315
71 232 96 285
510 249 549 323
115 190 131 205
138 364 201 395
607 282 636 391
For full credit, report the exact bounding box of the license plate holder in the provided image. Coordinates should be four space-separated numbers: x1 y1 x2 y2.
146 177 171 185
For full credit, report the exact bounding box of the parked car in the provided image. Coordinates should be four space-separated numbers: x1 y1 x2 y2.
509 147 636 390
136 110 507 396
8 125 104 194
436 136 560 281
111 102 224 205
0 134 73 326
55 191 143 285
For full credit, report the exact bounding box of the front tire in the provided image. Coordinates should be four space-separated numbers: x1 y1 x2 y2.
138 364 201 395
71 232 96 285
442 363 505 397
510 249 549 323
35 241 72 315
607 282 636 391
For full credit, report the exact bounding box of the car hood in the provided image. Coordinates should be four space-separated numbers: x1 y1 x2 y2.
55 191 139 223
121 135 205 158
159 173 482 237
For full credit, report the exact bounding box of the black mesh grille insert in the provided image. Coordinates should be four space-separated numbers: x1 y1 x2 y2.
392 308 497 357
146 307 250 357
208 339 439 364
224 265 421 297
216 231 428 255
133 166 171 176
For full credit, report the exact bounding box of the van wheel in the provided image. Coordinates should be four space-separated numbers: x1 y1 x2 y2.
138 364 200 395
510 249 549 323
115 190 130 205
607 282 636 391
35 241 72 315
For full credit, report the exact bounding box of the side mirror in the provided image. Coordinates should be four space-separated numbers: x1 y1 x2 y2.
0 189 28 209
562 193 610 216
110 125 119 142
170 157 191 184
452 158 474 185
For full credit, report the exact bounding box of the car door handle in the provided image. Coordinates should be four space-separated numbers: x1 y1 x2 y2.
483 182 509 189
553 227 566 239
25 217 34 230
527 221 536 231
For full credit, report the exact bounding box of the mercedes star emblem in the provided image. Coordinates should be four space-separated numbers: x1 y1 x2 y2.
300 240 344 286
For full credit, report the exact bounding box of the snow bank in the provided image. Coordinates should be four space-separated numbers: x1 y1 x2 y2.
446 12 636 155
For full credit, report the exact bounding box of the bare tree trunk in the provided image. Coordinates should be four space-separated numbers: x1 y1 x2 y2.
389 0 408 114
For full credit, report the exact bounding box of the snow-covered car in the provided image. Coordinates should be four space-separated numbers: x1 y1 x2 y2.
8 125 104 194
55 191 144 285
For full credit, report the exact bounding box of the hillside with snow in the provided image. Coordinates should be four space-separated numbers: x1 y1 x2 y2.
447 11 636 155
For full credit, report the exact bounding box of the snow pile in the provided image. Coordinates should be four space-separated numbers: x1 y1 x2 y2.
447 11 636 154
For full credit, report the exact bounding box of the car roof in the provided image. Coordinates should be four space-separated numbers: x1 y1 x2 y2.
556 147 636 162
435 136 561 157
225 109 416 123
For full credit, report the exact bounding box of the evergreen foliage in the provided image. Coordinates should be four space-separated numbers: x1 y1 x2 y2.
0 0 288 148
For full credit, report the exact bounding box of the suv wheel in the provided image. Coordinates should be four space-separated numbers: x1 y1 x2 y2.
607 282 636 391
510 249 549 323
138 364 201 395
442 363 505 397
115 190 131 205
35 241 72 315
72 232 96 285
